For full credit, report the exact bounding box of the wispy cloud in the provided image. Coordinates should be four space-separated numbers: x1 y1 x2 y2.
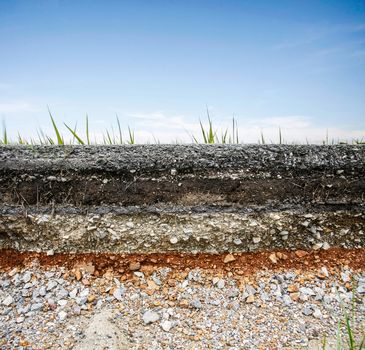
253 116 311 129
105 112 365 144
0 102 41 114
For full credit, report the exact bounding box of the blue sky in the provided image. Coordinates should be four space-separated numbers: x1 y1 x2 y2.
0 0 364 143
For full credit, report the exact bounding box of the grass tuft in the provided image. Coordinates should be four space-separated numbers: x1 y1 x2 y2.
48 108 64 145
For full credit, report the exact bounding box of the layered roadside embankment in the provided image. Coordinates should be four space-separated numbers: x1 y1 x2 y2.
0 145 364 254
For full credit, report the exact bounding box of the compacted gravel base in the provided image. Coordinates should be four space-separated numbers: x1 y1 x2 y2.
1 253 365 350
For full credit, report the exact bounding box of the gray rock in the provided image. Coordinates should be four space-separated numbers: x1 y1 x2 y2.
58 299 68 307
217 279 225 289
46 281 57 291
283 295 292 305
79 289 89 298
23 272 32 283
160 320 173 332
113 288 124 301
2 296 13 306
313 309 322 319
76 297 87 305
357 285 365 294
246 285 256 295
302 307 313 316
341 272 351 283
57 288 69 299
38 286 46 296
142 310 160 324
30 303 43 311
228 288 240 298
69 288 78 298
190 299 202 309
58 311 67 321
299 287 315 296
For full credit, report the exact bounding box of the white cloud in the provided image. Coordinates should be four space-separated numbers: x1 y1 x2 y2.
112 112 365 144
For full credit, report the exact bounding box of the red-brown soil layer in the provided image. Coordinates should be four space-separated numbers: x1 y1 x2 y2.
1 248 365 278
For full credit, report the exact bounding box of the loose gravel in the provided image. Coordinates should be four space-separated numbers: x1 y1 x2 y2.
1 257 365 349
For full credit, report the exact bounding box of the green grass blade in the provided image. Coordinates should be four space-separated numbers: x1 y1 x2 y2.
2 120 8 144
64 123 85 145
116 114 123 144
221 129 228 144
105 129 113 145
86 114 90 145
199 120 208 143
337 319 342 350
48 108 64 145
279 127 282 144
260 130 265 145
127 126 135 144
345 314 355 349
358 335 365 349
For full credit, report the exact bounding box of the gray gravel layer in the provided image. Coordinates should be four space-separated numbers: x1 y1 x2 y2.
1 262 365 349
1 144 364 174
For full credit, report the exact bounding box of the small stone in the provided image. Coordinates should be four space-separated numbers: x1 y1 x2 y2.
269 253 278 264
312 243 323 250
87 295 96 303
246 295 255 303
212 277 220 285
38 286 46 296
16 317 24 323
283 294 292 305
252 237 261 244
46 249 54 256
290 293 300 302
228 288 240 298
58 300 68 307
74 270 82 281
58 311 67 321
287 285 299 293
129 262 141 271
276 252 288 260
233 238 242 245
303 307 313 316
170 168 177 176
23 272 31 283
79 289 90 298
357 285 365 294
313 309 322 319
322 242 331 250
170 237 178 245
295 250 308 258
46 281 57 291
217 279 225 289
190 299 202 309
300 287 316 296
223 254 236 264
147 280 159 290
2 296 13 306
142 310 160 324
161 320 173 332
113 288 124 301
126 221 134 228
69 288 78 298
76 297 87 306
341 271 351 283
31 303 43 311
